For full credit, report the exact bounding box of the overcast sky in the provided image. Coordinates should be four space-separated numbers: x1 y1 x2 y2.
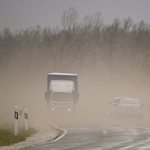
0 0 150 32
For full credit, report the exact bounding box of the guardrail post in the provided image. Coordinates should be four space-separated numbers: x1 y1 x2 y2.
24 108 28 130
14 106 19 135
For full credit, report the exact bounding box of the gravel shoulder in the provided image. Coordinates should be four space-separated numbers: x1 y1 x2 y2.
0 128 60 150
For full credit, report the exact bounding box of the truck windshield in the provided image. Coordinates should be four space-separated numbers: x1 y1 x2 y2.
51 92 73 102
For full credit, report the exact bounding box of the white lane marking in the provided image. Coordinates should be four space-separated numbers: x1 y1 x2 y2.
102 130 107 135
35 123 67 146
50 129 67 142
49 123 67 143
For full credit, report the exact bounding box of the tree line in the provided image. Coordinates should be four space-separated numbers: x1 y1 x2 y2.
0 8 150 86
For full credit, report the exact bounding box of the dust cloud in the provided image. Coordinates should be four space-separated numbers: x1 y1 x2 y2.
1 9 150 130
0 62 150 130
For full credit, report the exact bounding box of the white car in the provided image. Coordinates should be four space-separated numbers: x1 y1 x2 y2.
115 98 143 120
110 97 129 117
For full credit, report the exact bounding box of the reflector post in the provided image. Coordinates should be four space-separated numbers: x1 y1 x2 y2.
24 108 28 130
14 106 19 135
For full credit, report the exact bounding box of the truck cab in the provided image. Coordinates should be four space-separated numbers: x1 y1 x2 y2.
45 73 79 115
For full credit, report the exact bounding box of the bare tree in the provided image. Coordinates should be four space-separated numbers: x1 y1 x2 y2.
134 21 150 74
0 28 14 73
61 7 79 32
93 19 122 82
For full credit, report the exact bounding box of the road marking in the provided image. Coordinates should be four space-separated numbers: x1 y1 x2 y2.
102 130 107 134
49 123 67 143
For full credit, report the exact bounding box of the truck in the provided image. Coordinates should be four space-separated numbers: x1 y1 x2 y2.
45 73 79 115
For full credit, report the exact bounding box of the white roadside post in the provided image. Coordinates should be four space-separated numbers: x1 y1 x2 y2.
14 106 19 135
19 106 23 128
24 108 28 130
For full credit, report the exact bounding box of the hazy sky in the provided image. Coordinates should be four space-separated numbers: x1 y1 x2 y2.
0 0 150 32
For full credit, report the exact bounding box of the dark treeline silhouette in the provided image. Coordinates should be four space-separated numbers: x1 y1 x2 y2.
0 7 150 88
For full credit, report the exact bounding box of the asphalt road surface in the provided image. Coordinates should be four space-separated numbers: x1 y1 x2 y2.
20 118 150 150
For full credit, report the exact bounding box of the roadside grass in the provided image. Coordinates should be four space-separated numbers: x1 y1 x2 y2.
0 125 38 147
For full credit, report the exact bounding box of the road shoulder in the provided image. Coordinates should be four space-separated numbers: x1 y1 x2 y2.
0 128 60 150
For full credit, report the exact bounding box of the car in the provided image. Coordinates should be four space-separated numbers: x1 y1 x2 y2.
110 97 130 117
115 98 143 120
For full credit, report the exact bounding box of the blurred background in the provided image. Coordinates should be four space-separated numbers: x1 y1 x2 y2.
0 7 150 128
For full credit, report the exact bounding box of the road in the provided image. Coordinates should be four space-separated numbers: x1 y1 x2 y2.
20 118 150 150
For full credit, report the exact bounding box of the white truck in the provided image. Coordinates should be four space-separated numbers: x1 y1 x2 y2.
45 73 79 115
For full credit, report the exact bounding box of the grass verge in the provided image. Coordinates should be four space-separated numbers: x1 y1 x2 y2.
0 126 38 147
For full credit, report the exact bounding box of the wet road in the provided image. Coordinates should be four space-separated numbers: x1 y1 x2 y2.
20 120 150 150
